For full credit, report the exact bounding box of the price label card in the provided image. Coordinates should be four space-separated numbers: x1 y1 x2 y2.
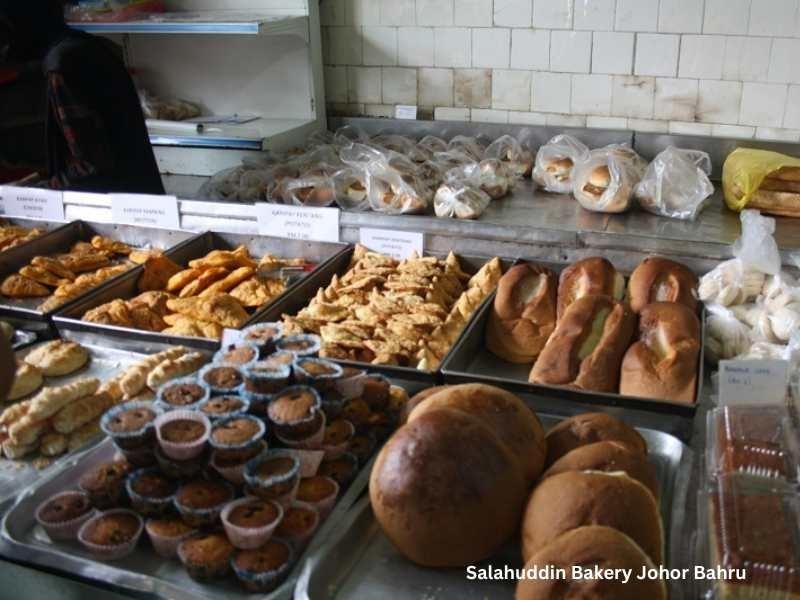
360 228 423 260
719 359 789 406
63 190 109 206
3 186 65 221
110 194 180 229
255 203 340 243
395 105 418 120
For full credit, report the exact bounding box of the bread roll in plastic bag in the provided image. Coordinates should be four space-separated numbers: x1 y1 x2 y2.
367 167 429 214
333 167 370 211
722 147 800 212
732 209 781 275
634 147 714 220
417 135 448 155
532 134 590 193
285 174 336 207
447 135 486 161
484 135 535 179
370 134 430 163
705 304 752 364
571 145 647 213
434 183 491 220
333 124 369 148
446 159 512 200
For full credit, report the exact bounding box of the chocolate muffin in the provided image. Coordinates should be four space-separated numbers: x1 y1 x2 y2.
79 460 132 508
200 365 244 394
83 512 141 546
231 539 293 592
210 416 264 450
127 469 177 516
174 480 234 527
200 396 248 420
244 451 301 501
268 386 321 437
179 532 234 580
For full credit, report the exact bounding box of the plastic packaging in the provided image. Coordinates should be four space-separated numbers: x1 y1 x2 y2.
634 147 714 220
285 173 337 207
447 135 486 161
722 147 800 212
417 135 448 155
433 182 491 220
572 145 647 213
532 134 590 193
705 304 752 364
733 209 782 275
139 90 201 121
698 259 766 307
332 167 370 211
333 124 369 148
447 158 512 200
366 162 429 214
484 134 535 179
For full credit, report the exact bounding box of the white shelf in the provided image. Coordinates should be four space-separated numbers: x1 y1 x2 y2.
148 117 313 150
69 12 308 37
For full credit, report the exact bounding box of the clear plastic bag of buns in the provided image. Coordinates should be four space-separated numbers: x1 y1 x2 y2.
332 166 370 211
532 134 590 193
285 171 337 207
445 158 512 200
571 145 648 213
433 180 491 220
484 134 535 179
634 147 714 220
447 135 488 161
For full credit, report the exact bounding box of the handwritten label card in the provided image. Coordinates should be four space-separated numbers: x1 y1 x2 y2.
719 359 789 406
110 194 180 229
255 203 340 243
2 186 65 221
394 105 418 120
360 228 424 260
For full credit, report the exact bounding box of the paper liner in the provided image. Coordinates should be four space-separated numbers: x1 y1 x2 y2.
297 477 339 520
173 481 235 528
275 333 321 358
321 419 355 461
35 491 96 541
275 411 326 451
244 450 301 503
211 440 269 485
268 386 322 438
243 363 290 396
197 395 250 422
241 322 284 357
230 538 294 593
145 519 197 559
335 370 367 400
221 497 284 550
198 364 245 395
125 468 177 517
293 359 344 393
154 444 209 479
212 343 260 369
276 501 320 552
119 445 157 467
208 415 266 453
154 376 210 412
155 410 210 461
77 509 144 561
101 401 163 451
177 534 232 581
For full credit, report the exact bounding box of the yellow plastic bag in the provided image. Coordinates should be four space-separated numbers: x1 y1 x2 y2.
722 147 800 211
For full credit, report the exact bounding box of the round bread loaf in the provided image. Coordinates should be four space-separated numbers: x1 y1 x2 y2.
399 385 449 424
370 384 546 567
516 526 667 600
627 256 698 314
486 264 558 364
544 412 647 467
521 471 662 564
556 258 625 321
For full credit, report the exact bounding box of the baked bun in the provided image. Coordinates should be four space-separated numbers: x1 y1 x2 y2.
544 412 647 466
486 264 558 364
543 440 659 498
545 157 574 180
620 302 701 404
8 362 43 401
400 385 449 424
557 257 625 320
628 256 699 314
516 526 667 600
370 384 546 567
521 471 663 564
529 295 636 393
585 166 610 196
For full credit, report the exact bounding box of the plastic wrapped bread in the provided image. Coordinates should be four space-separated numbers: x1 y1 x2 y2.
532 134 590 193
634 147 714 220
572 145 647 213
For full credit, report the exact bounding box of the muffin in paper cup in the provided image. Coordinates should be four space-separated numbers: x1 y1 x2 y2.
241 388 272 420
268 385 322 439
275 334 321 358
173 479 235 528
77 509 144 561
335 367 367 399
35 491 96 541
178 532 234 581
221 497 284 550
145 517 197 559
198 395 250 422
155 377 210 413
275 501 320 552
119 445 156 467
101 401 164 451
360 374 391 411
320 391 345 421
348 432 377 466
154 444 210 480
291 449 325 478
293 358 343 393
297 476 340 520
155 410 210 461
275 410 326 451
198 364 245 396
241 322 284 357
243 362 291 396
78 460 132 509
230 538 294 593
125 468 178 517
318 452 359 489
213 343 261 369
211 440 268 485
321 418 355 461
244 449 301 502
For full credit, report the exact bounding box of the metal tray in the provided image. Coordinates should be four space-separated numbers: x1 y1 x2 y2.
295 414 694 600
0 221 197 322
254 247 514 383
0 440 378 600
0 343 146 507
0 218 69 256
52 233 351 353
440 263 706 419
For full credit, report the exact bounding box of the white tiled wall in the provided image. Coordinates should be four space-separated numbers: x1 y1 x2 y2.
322 0 800 141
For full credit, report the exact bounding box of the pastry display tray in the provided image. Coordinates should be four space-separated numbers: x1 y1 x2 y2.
0 343 146 508
254 247 515 383
295 415 693 600
52 233 350 353
0 221 196 322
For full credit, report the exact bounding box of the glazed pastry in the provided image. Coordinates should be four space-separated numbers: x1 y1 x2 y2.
24 340 89 377
8 362 44 401
1 275 50 298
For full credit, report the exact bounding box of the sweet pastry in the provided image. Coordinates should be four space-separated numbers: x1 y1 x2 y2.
52 392 114 434
67 419 102 452
84 300 133 328
146 352 205 391
0 274 50 298
19 266 70 287
627 256 699 314
620 302 701 404
8 362 43 401
118 346 187 400
178 267 229 298
556 257 625 320
174 480 234 527
40 432 68 456
485 263 558 364
231 539 293 593
145 517 196 559
178 532 235 580
162 316 223 340
24 340 89 376
199 266 255 297
78 460 132 508
544 412 647 467
91 235 131 255
24 377 100 422
138 254 182 293
78 510 143 560
167 294 248 329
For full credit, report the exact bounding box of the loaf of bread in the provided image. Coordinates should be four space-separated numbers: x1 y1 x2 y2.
627 256 698 314
486 264 558 364
544 412 647 467
557 258 625 320
370 383 546 567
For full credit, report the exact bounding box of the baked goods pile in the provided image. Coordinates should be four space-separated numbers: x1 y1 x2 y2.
487 254 701 404
282 245 503 370
82 246 308 340
36 341 405 592
0 235 159 312
723 147 800 217
0 223 45 252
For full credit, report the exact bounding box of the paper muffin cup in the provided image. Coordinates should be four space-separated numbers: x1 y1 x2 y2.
208 415 266 453
244 450 301 502
154 444 210 480
145 519 198 559
101 401 164 451
348 432 377 466
177 534 233 581
297 477 340 520
35 491 97 541
320 393 345 421
212 440 269 485
213 343 261 369
319 452 359 489
240 387 272 420
275 411 326 451
198 364 245 396
230 538 294 593
119 445 156 467
360 374 391 411
268 386 322 437
77 509 144 561
293 358 344 393
275 334 321 358
243 362 291 396
173 480 235 528
221 497 284 550
335 368 367 399
276 501 320 551
197 395 251 422
292 450 325 478
241 322 284 357
155 376 210 413
125 468 177 517
155 410 211 461
321 419 355 461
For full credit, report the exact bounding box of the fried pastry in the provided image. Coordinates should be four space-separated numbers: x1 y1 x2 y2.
84 300 134 328
38 296 68 313
25 377 100 422
31 256 76 280
52 391 113 434
162 316 223 340
91 235 131 255
40 432 68 457
24 340 90 376
0 400 32 427
129 305 167 332
9 362 44 401
118 346 187 399
199 266 256 297
167 268 202 293
1 275 50 298
230 278 284 308
179 267 229 298
129 249 158 265
8 416 49 446
128 291 173 317
67 419 101 452
167 294 248 328
69 241 96 255
138 254 183 293
58 252 111 273
146 352 206 390
189 245 257 271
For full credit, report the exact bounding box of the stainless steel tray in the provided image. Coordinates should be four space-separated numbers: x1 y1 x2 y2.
295 415 694 600
0 343 146 507
0 221 197 322
0 439 378 600
52 233 351 353
254 247 514 383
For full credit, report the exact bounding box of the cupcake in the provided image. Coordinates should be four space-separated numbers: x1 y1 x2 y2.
348 433 376 465
244 450 301 503
267 386 322 439
145 517 197 559
154 444 210 480
156 377 210 412
119 445 156 468
199 364 244 395
221 497 283 549
213 343 260 369
78 460 131 509
211 440 268 485
259 351 295 370
178 532 234 581
320 389 346 421
231 539 293 593
125 468 177 516
275 502 319 551
174 479 235 527
101 402 162 451
242 388 272 420
388 385 410 415
335 367 366 399
243 362 291 396
209 415 265 452
318 452 358 489
341 398 372 432
293 358 343 393
275 411 326 451
360 374 391 411
78 509 143 561
297 476 339 519
35 491 95 540
199 395 249 421
321 419 355 460
276 334 321 357
242 322 284 357
155 411 210 461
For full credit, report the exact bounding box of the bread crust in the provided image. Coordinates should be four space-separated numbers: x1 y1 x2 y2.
544 412 647 467
557 258 624 320
627 256 698 314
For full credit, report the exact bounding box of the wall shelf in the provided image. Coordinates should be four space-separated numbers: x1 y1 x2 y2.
147 117 313 150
